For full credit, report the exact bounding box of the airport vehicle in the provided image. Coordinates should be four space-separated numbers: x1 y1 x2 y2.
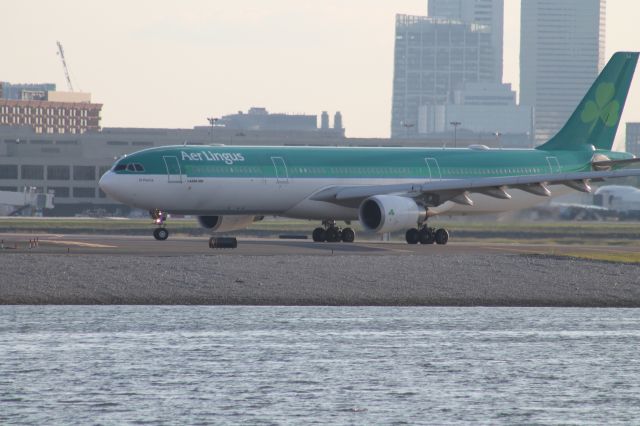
0 187 54 216
100 52 640 245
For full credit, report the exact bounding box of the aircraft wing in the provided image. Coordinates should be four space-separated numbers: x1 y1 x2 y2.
310 168 640 207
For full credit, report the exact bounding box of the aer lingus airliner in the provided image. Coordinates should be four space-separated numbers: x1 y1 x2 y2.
100 52 640 245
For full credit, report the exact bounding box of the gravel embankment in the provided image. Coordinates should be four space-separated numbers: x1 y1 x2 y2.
1 254 640 306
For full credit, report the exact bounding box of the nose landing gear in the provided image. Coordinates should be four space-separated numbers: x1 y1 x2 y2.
153 227 169 241
150 209 169 241
312 220 355 243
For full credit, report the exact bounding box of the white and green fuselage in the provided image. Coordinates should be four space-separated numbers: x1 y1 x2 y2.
99 145 631 219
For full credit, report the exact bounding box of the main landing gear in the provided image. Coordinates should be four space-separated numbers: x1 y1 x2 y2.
405 225 449 245
150 209 169 241
312 220 355 243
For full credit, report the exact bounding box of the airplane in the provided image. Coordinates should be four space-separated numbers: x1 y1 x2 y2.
99 52 640 246
594 185 640 219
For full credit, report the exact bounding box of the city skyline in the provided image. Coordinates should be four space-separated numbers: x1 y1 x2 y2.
520 0 606 143
2 1 640 149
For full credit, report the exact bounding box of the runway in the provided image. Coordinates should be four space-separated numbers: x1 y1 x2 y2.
1 232 639 258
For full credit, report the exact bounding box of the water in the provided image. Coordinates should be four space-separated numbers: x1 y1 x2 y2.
1 307 640 425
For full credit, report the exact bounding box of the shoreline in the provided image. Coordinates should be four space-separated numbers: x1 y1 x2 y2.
2 253 640 307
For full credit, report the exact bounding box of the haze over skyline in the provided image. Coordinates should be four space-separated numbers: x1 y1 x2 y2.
2 1 640 148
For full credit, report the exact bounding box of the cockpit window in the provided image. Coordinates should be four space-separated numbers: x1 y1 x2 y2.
114 162 144 172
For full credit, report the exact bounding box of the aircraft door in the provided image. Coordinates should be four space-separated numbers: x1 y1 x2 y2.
271 156 289 184
163 156 182 183
546 156 561 173
425 158 442 181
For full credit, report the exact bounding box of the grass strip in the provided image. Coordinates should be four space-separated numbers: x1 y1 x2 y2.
559 251 640 264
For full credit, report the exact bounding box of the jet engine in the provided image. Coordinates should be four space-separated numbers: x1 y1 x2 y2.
197 215 257 232
358 195 426 233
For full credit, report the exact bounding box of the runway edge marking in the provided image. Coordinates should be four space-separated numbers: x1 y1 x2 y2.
43 240 118 249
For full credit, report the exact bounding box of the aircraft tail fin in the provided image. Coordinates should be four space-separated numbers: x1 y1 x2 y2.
537 52 639 151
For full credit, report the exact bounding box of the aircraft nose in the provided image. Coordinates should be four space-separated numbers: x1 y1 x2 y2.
99 171 120 199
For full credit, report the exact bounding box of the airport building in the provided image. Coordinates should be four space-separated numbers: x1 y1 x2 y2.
626 123 640 157
520 0 606 143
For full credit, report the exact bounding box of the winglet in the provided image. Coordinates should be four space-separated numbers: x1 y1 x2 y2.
537 52 639 151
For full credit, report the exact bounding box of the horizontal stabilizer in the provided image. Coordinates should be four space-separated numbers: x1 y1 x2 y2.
592 158 640 169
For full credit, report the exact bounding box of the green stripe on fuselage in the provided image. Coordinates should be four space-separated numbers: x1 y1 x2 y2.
111 145 632 180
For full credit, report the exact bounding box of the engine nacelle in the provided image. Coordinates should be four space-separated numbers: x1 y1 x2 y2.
197 215 257 232
358 195 426 233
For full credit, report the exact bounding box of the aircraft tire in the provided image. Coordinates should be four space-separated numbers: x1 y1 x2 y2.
312 227 326 242
435 228 449 245
341 227 355 243
154 228 169 241
419 228 435 244
325 227 340 243
405 228 419 244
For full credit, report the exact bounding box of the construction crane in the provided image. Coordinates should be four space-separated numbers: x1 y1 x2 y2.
56 41 74 92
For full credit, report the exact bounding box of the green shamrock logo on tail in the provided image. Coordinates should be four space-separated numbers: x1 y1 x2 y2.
581 82 620 133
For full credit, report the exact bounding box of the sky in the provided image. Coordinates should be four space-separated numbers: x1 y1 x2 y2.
2 1 640 149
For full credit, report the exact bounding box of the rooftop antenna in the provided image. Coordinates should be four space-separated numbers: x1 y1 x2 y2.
56 41 75 91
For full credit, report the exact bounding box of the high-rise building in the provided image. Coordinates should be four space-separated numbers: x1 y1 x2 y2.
0 82 56 100
1 81 101 134
520 0 606 143
428 0 504 82
417 81 533 146
391 14 495 138
626 123 640 157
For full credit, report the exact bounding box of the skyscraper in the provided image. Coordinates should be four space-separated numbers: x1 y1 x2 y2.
428 0 504 82
520 0 606 143
391 14 495 138
626 123 640 157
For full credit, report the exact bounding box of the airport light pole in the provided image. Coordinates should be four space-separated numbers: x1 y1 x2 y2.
207 117 219 144
450 121 461 148
494 131 503 149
